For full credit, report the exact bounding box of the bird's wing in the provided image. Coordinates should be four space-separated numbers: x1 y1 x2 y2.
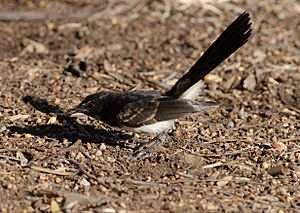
118 93 217 127
154 97 218 121
117 93 160 127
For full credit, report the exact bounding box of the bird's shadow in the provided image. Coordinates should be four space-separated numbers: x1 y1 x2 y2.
8 95 133 148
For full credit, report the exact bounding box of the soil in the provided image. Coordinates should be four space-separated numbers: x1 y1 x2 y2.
0 0 299 212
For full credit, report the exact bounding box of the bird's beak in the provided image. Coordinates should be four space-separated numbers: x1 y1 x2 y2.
68 107 86 118
68 106 79 114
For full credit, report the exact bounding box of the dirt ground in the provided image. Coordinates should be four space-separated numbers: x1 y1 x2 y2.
0 0 299 212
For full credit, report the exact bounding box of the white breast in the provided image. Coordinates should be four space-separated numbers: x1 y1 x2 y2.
133 120 174 134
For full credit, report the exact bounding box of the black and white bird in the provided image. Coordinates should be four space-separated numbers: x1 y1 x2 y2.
71 11 252 159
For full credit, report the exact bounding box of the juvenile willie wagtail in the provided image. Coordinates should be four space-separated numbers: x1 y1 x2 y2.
71 11 252 159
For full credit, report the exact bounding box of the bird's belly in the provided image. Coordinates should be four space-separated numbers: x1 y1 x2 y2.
132 120 174 134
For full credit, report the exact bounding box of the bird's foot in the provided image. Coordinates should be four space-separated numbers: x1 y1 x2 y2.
129 132 167 160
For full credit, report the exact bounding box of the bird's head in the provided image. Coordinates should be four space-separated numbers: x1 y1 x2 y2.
69 92 108 119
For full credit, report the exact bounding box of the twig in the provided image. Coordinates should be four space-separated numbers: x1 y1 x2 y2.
284 149 300 155
115 160 129 174
0 154 20 162
286 106 300 114
67 158 108 188
278 136 300 143
202 162 223 169
30 165 77 176
57 140 82 155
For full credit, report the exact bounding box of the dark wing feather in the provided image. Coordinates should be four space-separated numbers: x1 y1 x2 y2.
116 92 160 127
103 92 217 128
155 97 218 121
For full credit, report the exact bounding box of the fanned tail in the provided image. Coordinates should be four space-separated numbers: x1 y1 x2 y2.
165 11 252 98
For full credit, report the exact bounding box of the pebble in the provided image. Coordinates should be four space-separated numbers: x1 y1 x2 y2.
99 143 106 151
102 208 116 213
262 162 270 169
95 150 102 157
0 126 7 132
79 178 91 188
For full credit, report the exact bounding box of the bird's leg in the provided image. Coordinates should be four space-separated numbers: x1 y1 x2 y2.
130 131 167 160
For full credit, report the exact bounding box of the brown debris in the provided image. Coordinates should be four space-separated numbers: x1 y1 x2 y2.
243 74 256 91
0 1 299 212
267 165 290 176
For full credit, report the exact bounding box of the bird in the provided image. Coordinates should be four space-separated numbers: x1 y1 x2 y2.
71 11 252 159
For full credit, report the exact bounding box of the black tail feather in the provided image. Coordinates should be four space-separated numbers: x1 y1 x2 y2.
165 11 252 98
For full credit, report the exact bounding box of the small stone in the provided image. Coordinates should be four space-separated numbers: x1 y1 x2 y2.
0 126 7 132
79 178 90 188
102 208 116 213
217 176 233 187
239 66 245 71
271 136 277 143
206 202 218 210
95 150 102 157
243 74 256 91
54 98 61 105
47 116 57 124
55 177 62 184
47 22 56 30
16 151 28 167
99 143 106 151
25 133 34 138
75 152 85 160
262 162 270 169
204 74 222 83
227 120 234 128
295 169 300 178
106 157 115 163
86 143 92 150
246 137 253 143
51 200 62 213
